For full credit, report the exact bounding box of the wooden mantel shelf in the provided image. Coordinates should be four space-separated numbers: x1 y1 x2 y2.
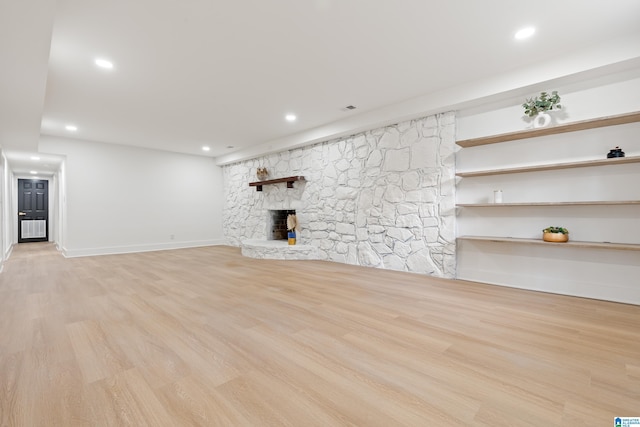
249 176 305 192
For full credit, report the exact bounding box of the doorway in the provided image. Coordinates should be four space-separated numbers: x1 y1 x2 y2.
18 179 49 243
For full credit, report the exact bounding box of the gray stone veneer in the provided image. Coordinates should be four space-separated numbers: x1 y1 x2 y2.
222 112 456 278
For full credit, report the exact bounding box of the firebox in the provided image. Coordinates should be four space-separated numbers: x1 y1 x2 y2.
268 209 296 240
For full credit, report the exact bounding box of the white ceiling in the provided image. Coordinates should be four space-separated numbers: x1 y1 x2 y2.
3 151 64 178
2 0 640 171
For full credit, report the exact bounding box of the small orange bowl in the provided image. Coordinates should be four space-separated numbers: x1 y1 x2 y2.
543 232 569 243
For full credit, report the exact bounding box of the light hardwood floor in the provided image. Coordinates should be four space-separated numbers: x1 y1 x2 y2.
1 243 638 426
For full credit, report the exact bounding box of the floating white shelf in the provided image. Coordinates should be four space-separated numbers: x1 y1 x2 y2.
456 156 640 178
458 236 640 252
456 111 640 148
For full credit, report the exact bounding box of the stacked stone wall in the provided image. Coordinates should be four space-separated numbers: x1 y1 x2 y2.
223 112 456 278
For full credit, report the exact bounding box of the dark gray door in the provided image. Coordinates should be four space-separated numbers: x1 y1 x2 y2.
18 179 48 243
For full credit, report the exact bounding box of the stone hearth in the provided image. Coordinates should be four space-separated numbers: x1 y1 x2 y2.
241 239 318 260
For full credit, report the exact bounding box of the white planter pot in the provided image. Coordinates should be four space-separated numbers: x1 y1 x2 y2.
533 112 552 128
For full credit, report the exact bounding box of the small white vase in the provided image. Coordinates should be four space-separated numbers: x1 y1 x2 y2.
533 112 552 128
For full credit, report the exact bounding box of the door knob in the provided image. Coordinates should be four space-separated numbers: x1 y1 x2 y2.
18 212 26 216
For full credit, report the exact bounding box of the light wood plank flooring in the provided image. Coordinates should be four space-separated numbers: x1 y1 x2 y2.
1 243 639 426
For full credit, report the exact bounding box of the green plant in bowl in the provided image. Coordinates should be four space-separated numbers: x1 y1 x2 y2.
523 91 562 117
542 226 568 234
542 226 569 242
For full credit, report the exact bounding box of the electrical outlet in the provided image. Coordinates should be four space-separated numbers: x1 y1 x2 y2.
170 234 175 240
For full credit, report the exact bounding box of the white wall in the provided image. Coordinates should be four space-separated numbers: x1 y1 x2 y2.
455 69 640 304
457 71 640 140
39 136 224 257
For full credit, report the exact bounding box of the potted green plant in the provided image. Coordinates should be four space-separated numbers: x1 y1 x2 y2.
522 91 562 117
523 91 562 128
542 226 569 243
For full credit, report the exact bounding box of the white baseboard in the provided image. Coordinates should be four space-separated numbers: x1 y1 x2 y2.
5 243 13 260
456 267 640 305
0 244 14 272
62 239 226 258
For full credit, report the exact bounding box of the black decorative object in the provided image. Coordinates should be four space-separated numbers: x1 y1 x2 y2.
607 146 625 158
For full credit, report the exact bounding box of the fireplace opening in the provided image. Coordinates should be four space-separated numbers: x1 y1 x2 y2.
268 209 296 240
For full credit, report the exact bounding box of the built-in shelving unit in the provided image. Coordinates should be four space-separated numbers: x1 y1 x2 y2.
456 109 640 303
249 176 305 192
456 111 640 148
456 156 640 178
458 236 640 252
456 111 640 249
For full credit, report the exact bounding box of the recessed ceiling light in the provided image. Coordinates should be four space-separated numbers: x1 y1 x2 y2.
202 146 210 152
31 156 40 161
285 114 297 122
95 58 114 69
515 27 535 40
30 170 38 174
65 124 78 132
226 145 235 149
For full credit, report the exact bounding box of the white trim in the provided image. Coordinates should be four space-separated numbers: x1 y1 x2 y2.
4 243 13 260
62 239 226 258
0 244 14 272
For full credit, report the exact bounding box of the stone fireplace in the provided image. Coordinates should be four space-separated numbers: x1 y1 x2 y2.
268 209 295 240
223 112 456 277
